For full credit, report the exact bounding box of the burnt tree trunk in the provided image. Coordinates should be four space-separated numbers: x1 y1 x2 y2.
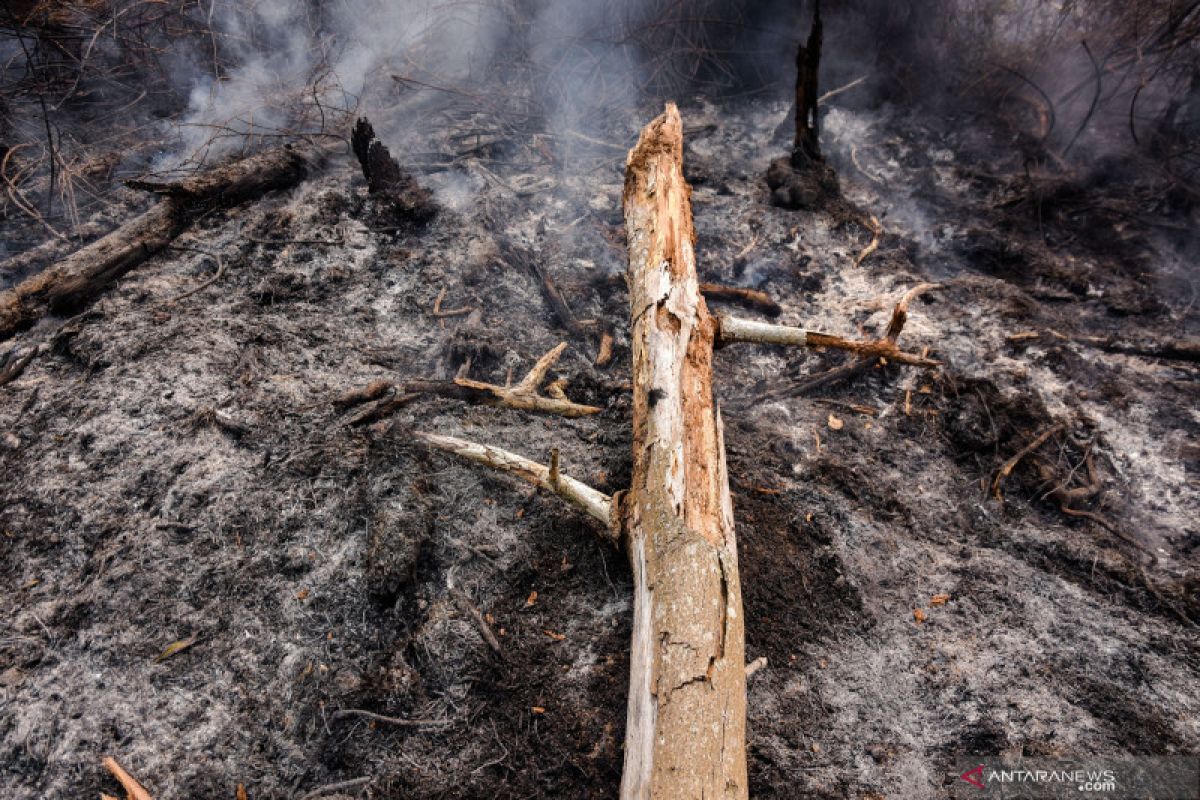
793 0 823 164
0 143 319 341
619 103 748 800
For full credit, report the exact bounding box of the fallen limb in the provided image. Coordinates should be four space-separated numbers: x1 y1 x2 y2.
717 285 941 368
0 144 321 341
621 103 748 800
415 432 615 535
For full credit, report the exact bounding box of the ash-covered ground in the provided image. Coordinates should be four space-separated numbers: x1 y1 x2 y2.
1 93 1198 799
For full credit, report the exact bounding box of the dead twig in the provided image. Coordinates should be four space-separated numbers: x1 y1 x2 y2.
331 709 450 727
102 757 153 800
0 346 38 388
700 283 782 317
854 216 882 267
991 423 1067 500
165 249 226 304
432 343 600 418
744 656 768 679
298 776 371 800
451 587 503 655
595 329 614 367
718 284 941 368
431 287 473 318
498 242 584 337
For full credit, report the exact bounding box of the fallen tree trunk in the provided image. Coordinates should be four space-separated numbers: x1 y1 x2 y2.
619 103 747 800
0 144 320 341
416 104 939 798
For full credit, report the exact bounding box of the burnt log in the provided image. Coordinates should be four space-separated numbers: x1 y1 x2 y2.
0 144 320 341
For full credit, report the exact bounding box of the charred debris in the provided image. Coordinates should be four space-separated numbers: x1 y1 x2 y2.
1 1 1199 799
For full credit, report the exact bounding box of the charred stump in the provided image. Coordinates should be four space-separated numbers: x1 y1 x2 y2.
793 0 823 164
351 118 436 223
767 0 839 210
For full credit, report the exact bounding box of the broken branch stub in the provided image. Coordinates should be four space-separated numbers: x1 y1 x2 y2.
620 103 748 800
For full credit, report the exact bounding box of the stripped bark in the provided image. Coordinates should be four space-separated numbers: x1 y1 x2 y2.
0 144 320 341
619 103 747 800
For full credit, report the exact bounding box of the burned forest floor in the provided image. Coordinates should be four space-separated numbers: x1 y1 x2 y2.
1 97 1198 799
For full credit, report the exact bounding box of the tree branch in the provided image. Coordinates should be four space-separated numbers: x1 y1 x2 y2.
415 432 616 539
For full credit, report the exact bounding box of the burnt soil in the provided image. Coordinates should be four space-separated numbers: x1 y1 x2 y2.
1 99 1198 798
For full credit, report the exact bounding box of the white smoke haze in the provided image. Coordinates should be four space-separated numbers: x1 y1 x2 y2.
161 0 511 169
3 0 1196 219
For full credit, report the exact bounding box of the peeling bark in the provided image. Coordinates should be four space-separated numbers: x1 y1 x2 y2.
620 103 747 800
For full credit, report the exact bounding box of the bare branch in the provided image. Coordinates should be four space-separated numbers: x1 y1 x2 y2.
717 300 941 367
415 432 615 536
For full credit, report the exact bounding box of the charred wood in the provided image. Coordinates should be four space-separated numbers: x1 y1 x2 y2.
0 143 320 341
351 118 436 223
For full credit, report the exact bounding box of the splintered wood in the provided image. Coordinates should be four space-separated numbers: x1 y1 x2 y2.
620 103 747 800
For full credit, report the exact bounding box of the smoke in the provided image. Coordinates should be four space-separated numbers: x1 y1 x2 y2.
160 0 510 169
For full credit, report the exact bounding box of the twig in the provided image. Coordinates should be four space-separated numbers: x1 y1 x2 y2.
246 236 344 246
451 587 503 655
432 343 601 418
331 709 450 727
991 423 1067 500
700 283 782 317
432 287 473 318
745 656 768 679
298 776 371 800
718 307 940 367
0 346 38 388
102 757 153 800
166 249 226 303
743 284 940 399
499 242 584 336
334 379 392 408
595 329 614 367
854 216 882 267
850 144 884 185
817 75 867 105
345 392 418 426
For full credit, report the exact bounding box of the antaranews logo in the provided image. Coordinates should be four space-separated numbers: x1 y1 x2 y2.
949 756 1200 799
959 764 985 789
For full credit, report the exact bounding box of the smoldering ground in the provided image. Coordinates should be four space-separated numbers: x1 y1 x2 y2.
0 1 1197 798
